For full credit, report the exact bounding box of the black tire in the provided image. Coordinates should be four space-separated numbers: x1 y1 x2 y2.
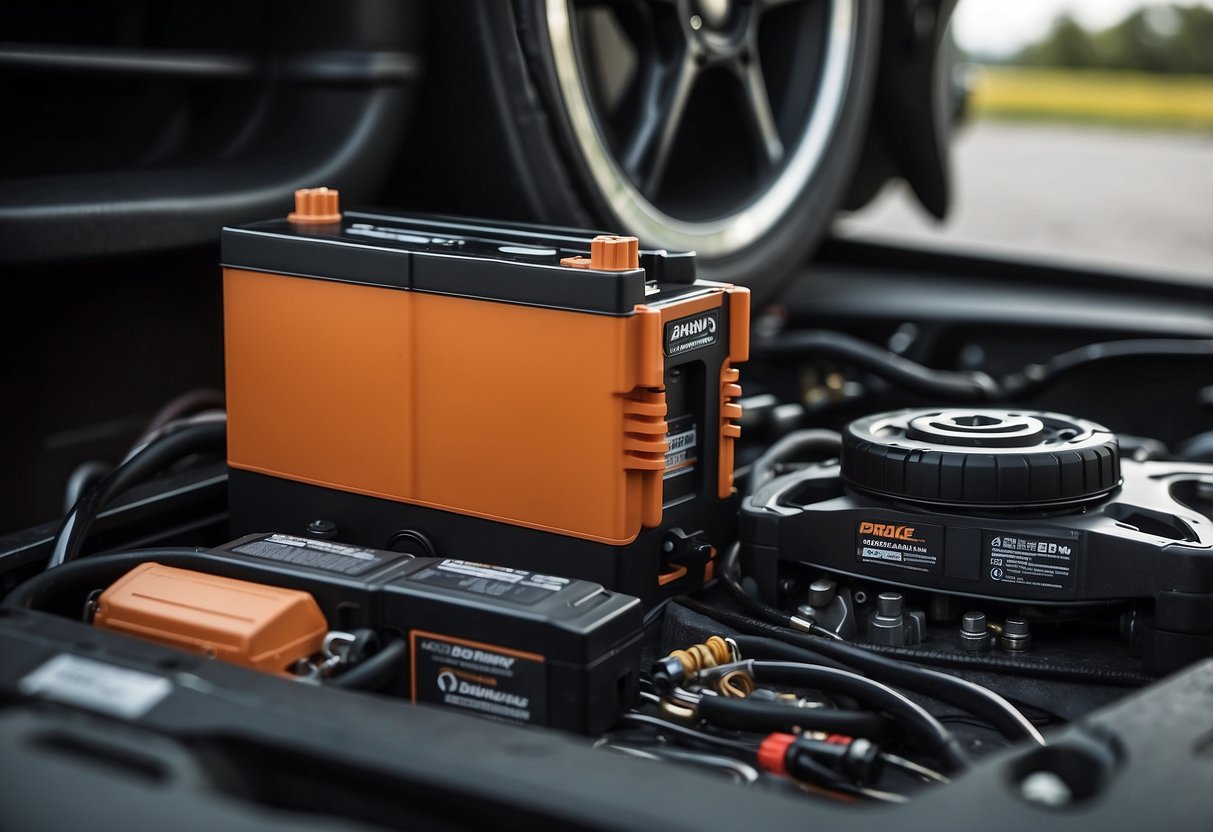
481 0 883 305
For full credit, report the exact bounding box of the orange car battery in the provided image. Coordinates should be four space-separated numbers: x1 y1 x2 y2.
222 189 749 607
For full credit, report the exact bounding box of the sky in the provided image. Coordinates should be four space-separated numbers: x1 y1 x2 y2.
952 0 1213 57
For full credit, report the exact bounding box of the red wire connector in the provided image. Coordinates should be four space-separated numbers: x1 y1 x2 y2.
757 732 798 777
757 732 885 786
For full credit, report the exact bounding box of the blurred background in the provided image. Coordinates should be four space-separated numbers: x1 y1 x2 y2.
837 0 1213 282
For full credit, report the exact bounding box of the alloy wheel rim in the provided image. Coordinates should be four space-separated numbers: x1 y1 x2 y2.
544 0 857 257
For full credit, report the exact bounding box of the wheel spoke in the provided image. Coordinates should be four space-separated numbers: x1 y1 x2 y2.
553 0 859 253
738 59 784 169
621 52 697 196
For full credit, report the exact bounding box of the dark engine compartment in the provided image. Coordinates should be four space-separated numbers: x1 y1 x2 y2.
1 214 1211 830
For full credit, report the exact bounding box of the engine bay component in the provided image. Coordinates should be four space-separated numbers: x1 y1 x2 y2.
865 591 926 647
757 733 885 788
1000 618 1032 653
94 563 327 675
842 409 1121 507
650 634 738 694
741 408 1213 673
957 611 993 654
222 193 750 606
13 533 644 734
6 600 1213 826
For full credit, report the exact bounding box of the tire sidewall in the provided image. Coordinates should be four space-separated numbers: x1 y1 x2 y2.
501 0 884 306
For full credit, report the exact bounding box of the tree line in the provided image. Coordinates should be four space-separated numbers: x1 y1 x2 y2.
1015 4 1213 74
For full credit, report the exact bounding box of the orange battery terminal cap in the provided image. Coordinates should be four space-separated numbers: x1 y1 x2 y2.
757 732 797 777
288 187 342 224
560 234 639 270
93 562 329 676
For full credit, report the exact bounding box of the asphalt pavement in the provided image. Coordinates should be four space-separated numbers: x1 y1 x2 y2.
834 121 1213 283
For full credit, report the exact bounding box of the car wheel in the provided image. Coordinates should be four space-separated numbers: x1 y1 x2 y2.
503 0 882 302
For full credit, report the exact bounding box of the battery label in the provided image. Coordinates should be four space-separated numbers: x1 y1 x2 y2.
664 424 698 476
984 532 1077 591
664 310 719 356
406 560 570 606
231 533 402 576
411 631 546 725
856 521 944 575
20 654 172 719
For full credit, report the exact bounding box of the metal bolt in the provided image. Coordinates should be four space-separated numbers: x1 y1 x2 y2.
1001 617 1032 652
959 611 992 653
867 592 907 646
876 592 903 617
808 578 836 608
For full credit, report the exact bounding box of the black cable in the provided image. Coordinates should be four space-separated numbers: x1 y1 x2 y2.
137 389 225 444
678 598 1046 745
716 543 1044 742
598 744 762 784
716 544 840 640
696 695 895 742
1003 337 1213 398
616 721 900 801
787 755 859 791
684 593 1149 685
62 461 110 514
47 421 225 569
753 330 998 400
753 331 1213 402
749 661 968 773
747 430 842 496
879 752 949 785
616 712 759 753
4 548 405 691
732 633 853 673
329 637 406 691
4 548 207 610
616 717 889 798
676 596 818 643
718 564 800 629
751 633 1045 746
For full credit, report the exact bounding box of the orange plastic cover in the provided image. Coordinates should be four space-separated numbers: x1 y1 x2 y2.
223 270 743 544
94 563 328 675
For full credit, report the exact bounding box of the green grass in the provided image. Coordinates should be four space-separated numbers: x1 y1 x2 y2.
969 67 1213 130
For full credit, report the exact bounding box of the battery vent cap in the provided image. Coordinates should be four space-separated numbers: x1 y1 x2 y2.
288 187 342 225
560 235 639 270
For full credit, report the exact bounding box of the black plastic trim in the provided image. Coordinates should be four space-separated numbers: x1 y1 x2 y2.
1 609 1211 830
0 1 425 263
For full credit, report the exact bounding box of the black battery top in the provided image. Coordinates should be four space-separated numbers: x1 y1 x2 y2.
223 210 711 315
